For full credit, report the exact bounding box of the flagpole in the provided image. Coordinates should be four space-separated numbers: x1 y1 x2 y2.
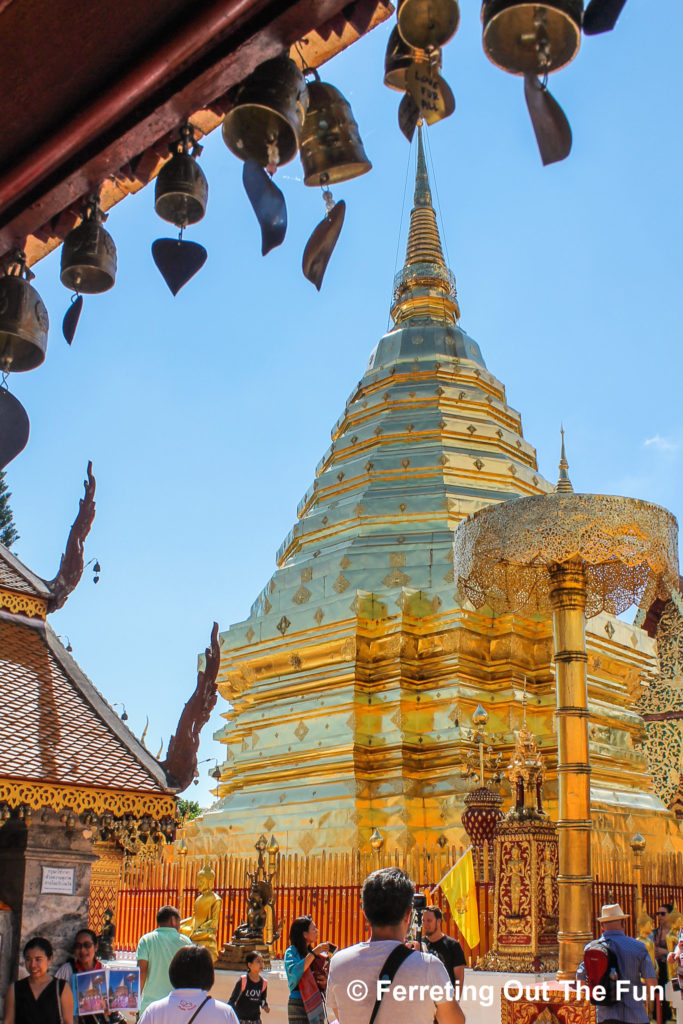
430 846 473 895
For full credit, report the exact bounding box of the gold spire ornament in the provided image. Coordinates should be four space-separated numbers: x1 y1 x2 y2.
391 126 459 326
556 427 573 493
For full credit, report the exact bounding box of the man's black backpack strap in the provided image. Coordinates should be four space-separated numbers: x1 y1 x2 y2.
369 945 416 1024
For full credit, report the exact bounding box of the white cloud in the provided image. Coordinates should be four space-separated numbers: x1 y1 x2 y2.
643 434 679 453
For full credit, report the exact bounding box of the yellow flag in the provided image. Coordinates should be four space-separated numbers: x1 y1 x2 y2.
437 847 479 949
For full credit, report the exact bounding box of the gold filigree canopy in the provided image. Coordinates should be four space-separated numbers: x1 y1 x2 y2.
454 492 679 620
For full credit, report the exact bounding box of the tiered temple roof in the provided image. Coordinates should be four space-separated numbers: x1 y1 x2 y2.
0 538 176 820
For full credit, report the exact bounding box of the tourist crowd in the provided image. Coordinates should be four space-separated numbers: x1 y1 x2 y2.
6 870 683 1024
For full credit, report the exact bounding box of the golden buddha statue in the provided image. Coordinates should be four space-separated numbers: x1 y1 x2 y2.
637 910 656 970
180 863 222 961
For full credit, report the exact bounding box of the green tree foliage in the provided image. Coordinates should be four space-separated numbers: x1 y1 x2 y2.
178 798 202 821
0 470 19 549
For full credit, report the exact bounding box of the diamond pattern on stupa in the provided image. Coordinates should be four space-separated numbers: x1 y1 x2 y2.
230 128 551 647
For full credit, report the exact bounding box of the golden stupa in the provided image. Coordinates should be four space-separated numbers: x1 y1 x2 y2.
184 128 683 862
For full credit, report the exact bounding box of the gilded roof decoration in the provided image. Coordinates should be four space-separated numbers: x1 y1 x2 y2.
0 589 47 619
0 778 175 819
455 493 679 619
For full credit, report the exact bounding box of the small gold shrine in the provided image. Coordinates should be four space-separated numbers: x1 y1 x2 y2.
480 714 559 972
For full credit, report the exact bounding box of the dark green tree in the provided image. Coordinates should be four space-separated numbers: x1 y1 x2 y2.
177 798 202 821
0 470 19 549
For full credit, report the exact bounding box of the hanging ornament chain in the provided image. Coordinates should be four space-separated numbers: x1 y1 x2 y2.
534 7 551 89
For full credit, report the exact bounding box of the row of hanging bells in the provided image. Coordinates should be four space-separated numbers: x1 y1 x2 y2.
0 251 49 467
0 57 371 467
0 124 210 469
61 124 210 315
221 54 372 289
481 0 630 165
385 0 628 161
0 2 628 470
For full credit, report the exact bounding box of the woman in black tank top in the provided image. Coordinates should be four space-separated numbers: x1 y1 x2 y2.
4 936 74 1024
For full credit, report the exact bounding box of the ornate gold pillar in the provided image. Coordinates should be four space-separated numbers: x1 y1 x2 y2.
548 559 592 980
453 441 678 979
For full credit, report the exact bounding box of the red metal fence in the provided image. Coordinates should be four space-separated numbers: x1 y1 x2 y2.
114 879 493 963
106 841 683 960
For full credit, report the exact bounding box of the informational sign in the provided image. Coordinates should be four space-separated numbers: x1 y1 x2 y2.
41 866 75 895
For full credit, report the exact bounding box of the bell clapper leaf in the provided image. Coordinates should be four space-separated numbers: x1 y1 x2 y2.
303 199 346 291
0 388 29 470
152 238 207 295
524 74 572 166
583 0 628 35
243 160 287 255
62 293 83 345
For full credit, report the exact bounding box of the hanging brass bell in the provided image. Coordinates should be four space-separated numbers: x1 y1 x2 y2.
222 55 309 168
384 26 440 92
299 73 372 187
482 0 582 75
155 125 208 227
61 199 117 293
0 252 49 373
397 0 460 51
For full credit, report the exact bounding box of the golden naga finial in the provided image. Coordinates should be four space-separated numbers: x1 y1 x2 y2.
555 426 574 494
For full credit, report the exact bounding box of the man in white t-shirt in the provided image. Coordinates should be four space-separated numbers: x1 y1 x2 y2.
327 868 465 1024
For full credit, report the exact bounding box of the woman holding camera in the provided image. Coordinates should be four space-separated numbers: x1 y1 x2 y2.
284 917 330 1024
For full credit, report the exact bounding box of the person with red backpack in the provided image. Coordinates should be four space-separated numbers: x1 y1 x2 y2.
576 904 659 1024
227 952 270 1024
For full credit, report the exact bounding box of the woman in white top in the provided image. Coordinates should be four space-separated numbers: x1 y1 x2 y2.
139 947 238 1024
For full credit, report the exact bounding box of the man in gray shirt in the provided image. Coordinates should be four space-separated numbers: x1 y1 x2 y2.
327 868 464 1024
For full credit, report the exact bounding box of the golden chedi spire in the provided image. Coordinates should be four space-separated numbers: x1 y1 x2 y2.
555 427 574 493
390 124 460 326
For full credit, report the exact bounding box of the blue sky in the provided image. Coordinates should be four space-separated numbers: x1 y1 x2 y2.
6 0 682 806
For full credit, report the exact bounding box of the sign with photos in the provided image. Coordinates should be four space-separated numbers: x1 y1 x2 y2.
72 968 140 1016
